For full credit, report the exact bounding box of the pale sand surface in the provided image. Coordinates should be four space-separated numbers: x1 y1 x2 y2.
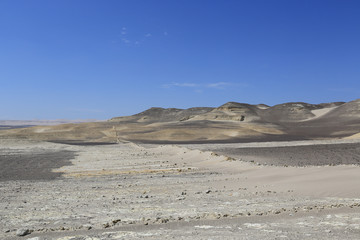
345 132 360 139
1 139 360 239
300 106 337 121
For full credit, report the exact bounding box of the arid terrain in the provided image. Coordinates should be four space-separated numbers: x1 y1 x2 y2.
1 99 360 239
1 99 359 144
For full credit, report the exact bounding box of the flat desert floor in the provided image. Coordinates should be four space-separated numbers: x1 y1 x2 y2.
1 138 360 239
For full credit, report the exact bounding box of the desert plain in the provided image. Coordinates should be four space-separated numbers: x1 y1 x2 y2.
1 99 360 239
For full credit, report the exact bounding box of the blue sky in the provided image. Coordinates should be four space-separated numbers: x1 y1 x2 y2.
1 0 359 120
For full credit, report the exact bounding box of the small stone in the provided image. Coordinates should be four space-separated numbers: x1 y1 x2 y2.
112 219 121 224
16 228 30 236
83 224 92 230
205 190 212 194
102 223 110 228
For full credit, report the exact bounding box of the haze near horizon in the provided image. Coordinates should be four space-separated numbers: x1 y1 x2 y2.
1 0 359 120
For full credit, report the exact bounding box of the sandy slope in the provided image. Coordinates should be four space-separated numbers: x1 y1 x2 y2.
345 132 360 139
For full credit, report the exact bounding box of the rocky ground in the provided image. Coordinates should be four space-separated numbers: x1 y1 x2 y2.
1 139 360 239
180 139 360 167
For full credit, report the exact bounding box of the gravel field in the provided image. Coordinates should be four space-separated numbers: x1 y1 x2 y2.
1 139 360 239
181 141 360 166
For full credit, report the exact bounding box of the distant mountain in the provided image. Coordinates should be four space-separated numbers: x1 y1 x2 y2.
109 107 213 123
258 102 345 123
0 119 101 126
1 99 359 143
109 100 349 124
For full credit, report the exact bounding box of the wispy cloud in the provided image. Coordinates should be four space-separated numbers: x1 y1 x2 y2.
206 82 231 89
68 108 104 113
121 27 127 35
121 38 130 44
113 27 166 46
162 82 199 88
162 82 246 91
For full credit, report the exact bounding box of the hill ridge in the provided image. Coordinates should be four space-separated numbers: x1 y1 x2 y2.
1 99 359 144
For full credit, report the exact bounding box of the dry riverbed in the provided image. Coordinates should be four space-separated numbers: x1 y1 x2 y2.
1 139 360 239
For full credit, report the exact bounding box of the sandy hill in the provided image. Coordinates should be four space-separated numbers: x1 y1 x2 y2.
320 99 360 120
0 99 359 144
109 107 214 123
188 102 261 122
